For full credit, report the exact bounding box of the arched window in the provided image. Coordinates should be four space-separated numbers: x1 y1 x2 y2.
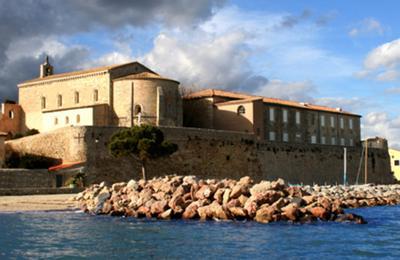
76 114 80 124
134 104 142 115
57 94 62 107
65 116 69 124
93 89 99 102
74 91 79 104
41 97 46 109
237 105 245 115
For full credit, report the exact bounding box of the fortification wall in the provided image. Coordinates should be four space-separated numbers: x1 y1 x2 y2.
0 135 5 167
0 169 55 189
4 126 395 185
5 126 86 162
81 126 394 185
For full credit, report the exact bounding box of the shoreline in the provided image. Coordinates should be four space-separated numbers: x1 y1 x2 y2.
0 194 79 212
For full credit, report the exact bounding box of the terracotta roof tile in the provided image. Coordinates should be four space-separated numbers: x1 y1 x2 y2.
214 97 263 106
113 72 179 83
185 88 361 117
18 61 153 85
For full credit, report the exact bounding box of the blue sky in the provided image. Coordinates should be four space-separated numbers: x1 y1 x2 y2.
0 0 399 147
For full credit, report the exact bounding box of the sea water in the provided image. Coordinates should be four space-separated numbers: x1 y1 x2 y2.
1 206 400 259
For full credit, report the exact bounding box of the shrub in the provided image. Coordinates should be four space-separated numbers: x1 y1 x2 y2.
108 125 178 180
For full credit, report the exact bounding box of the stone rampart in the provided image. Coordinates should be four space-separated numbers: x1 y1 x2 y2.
5 126 86 162
0 169 55 189
4 126 395 185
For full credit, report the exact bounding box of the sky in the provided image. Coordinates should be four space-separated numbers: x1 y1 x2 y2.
0 0 399 148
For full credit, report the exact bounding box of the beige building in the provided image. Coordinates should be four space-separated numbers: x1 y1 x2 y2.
17 58 182 132
389 148 400 180
184 89 361 147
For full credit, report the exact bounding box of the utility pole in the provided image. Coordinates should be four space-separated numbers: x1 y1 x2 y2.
343 147 347 185
364 139 368 184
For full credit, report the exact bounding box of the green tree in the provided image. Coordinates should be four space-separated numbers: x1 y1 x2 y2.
108 125 178 180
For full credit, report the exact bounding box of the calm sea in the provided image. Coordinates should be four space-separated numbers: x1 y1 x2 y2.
0 206 400 259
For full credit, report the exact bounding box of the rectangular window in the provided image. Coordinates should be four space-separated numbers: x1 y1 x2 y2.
340 117 344 129
349 138 354 146
330 116 335 127
349 118 353 129
269 108 275 122
283 109 288 123
340 138 345 146
283 132 289 142
395 160 400 166
295 111 300 124
331 137 336 145
269 131 276 141
311 135 317 144
295 133 302 141
321 136 326 145
320 115 325 127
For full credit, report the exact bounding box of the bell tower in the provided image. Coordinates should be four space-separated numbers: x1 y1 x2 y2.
39 56 54 78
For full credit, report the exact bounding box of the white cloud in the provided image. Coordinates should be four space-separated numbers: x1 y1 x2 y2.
358 38 400 81
349 18 385 37
362 112 400 149
376 69 400 81
385 87 400 94
315 97 366 113
257 79 316 102
140 30 252 90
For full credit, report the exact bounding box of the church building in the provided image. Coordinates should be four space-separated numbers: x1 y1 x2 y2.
16 58 183 133
1 58 361 148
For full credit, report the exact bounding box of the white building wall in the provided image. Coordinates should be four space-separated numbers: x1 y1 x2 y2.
43 107 94 132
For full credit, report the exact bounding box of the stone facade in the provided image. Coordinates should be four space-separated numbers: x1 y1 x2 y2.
0 102 23 136
0 169 55 189
0 132 6 167
16 60 183 133
184 89 361 148
4 126 395 185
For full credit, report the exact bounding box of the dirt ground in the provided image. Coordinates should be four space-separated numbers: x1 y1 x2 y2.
0 194 78 212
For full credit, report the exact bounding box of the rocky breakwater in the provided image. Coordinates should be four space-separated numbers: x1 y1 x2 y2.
304 184 400 209
74 176 378 224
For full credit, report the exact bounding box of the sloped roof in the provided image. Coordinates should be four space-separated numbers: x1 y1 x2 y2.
18 61 156 86
113 71 179 83
185 88 361 117
214 97 263 106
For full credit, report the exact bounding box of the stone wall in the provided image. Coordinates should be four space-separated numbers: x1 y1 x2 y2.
0 169 55 189
0 134 5 167
0 103 23 135
4 126 395 186
5 126 86 163
81 126 394 185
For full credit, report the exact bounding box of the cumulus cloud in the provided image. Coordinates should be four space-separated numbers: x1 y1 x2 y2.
315 97 366 113
362 112 400 149
0 0 225 101
140 30 254 90
257 79 316 102
276 9 312 29
348 18 385 37
357 38 400 81
385 87 400 94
